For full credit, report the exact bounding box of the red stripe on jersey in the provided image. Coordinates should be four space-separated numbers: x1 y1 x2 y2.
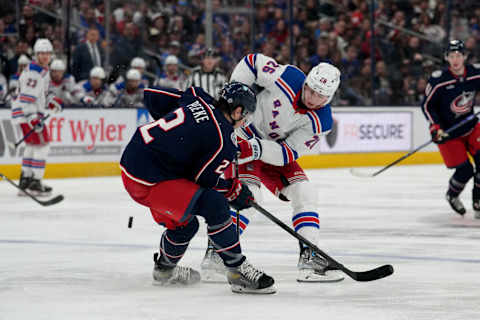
277 78 295 100
119 164 156 186
144 88 181 98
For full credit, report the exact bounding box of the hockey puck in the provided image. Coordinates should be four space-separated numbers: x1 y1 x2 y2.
128 216 133 228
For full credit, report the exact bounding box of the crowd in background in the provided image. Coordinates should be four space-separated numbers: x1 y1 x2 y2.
1 0 480 108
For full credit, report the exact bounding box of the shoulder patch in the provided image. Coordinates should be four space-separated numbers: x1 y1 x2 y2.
431 70 442 78
473 64 480 69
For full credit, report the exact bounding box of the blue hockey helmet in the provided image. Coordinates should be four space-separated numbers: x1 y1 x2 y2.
445 40 465 56
219 81 257 117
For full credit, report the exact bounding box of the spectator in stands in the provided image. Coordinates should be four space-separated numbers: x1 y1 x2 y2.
309 38 331 66
106 69 144 108
4 39 29 80
373 60 393 105
111 22 142 77
154 55 188 91
73 66 108 107
187 48 226 99
72 27 103 81
49 59 76 105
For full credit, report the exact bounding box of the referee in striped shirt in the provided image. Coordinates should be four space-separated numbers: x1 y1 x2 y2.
187 48 226 99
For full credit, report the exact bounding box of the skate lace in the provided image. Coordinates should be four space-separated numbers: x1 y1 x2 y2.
172 266 191 282
240 261 263 283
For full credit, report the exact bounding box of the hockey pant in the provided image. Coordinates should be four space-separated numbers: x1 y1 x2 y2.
437 123 480 198
121 172 245 268
229 160 320 247
19 122 50 180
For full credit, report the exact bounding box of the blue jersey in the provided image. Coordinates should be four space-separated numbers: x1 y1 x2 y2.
120 86 237 190
422 64 480 138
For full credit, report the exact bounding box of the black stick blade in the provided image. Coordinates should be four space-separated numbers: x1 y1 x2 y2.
39 194 64 206
348 264 394 282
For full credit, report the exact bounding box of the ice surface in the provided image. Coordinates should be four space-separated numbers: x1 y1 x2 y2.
1 165 479 320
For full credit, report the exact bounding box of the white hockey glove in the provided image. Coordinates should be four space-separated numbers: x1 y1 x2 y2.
81 96 94 105
47 96 64 113
237 137 262 165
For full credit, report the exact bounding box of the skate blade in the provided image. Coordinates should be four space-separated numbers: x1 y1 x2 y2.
201 270 227 283
296 269 345 283
230 284 277 294
27 190 52 198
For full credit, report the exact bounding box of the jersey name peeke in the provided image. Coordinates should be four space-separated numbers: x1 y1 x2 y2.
187 100 210 123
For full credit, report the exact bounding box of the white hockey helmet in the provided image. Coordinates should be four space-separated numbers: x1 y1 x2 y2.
18 54 31 65
50 59 66 71
130 57 146 69
90 66 106 79
164 55 179 65
33 38 53 54
126 68 141 81
305 63 341 105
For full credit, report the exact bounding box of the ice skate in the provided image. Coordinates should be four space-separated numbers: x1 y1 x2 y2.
297 247 344 283
26 179 52 197
446 193 466 216
200 244 227 283
473 199 480 219
17 172 32 197
152 252 201 286
227 259 276 294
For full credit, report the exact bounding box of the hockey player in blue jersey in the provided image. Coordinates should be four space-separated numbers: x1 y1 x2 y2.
421 40 480 219
120 82 276 293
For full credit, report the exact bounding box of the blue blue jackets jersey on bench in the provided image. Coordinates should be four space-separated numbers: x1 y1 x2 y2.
120 86 237 189
422 64 480 138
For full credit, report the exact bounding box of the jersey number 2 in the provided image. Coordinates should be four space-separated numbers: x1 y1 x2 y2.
140 108 185 144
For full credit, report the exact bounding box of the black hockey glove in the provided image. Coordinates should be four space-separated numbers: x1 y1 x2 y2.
430 124 449 144
225 179 254 211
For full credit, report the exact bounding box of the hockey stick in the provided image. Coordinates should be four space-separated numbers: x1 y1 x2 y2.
350 110 480 178
8 114 51 150
251 202 394 282
0 173 64 206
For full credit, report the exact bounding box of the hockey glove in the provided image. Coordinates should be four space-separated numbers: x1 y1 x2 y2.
23 114 45 133
430 124 449 144
81 96 94 105
225 179 254 211
237 137 262 165
47 96 64 113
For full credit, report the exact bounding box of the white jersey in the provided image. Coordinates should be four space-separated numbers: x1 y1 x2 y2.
230 53 333 166
104 81 145 108
154 73 188 91
73 80 108 106
11 62 51 123
0 73 7 103
50 74 76 104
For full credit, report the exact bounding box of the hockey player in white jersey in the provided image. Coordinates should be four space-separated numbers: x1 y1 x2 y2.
49 59 76 105
73 66 108 107
11 39 63 196
7 54 31 104
105 69 145 108
115 57 150 88
201 53 344 283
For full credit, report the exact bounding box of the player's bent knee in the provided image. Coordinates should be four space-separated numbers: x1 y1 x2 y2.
283 181 318 211
194 189 230 225
168 216 199 242
453 160 474 182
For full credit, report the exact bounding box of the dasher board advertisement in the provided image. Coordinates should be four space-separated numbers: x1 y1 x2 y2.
320 111 413 153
